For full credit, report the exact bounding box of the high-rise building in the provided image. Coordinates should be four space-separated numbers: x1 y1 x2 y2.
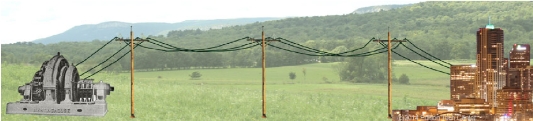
496 86 532 119
395 17 533 120
496 67 533 119
450 65 477 101
509 44 530 69
475 20 506 108
495 44 532 119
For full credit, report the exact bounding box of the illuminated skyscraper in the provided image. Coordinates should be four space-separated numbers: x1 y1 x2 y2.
450 65 476 101
394 17 533 120
508 44 531 90
507 44 532 96
496 44 533 119
509 44 530 69
475 18 505 108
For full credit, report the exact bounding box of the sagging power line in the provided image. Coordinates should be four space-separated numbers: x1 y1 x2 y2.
75 27 453 119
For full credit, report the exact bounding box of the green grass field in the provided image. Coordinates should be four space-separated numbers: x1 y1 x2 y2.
0 60 506 120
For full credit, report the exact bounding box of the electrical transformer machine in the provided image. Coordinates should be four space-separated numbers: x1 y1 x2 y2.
6 52 114 116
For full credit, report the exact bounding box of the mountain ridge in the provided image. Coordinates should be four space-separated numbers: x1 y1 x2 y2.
352 4 414 14
30 3 417 44
32 17 283 44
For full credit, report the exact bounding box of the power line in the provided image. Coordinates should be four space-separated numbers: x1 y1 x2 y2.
275 37 376 55
75 35 453 119
147 37 251 51
378 42 450 75
82 41 144 79
399 43 450 68
76 37 118 66
79 42 130 76
82 37 450 76
138 41 260 52
267 42 400 57
404 39 453 66
275 37 336 55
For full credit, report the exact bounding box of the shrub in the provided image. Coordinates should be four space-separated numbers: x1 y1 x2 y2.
399 74 410 85
189 71 202 80
289 72 296 80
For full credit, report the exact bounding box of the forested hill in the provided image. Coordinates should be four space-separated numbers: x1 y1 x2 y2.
164 2 533 45
163 1 532 50
32 17 282 44
2 1 533 74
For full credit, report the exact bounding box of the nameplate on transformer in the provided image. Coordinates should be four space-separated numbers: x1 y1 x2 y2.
33 108 71 113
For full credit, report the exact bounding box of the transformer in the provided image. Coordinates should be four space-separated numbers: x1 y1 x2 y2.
6 52 114 116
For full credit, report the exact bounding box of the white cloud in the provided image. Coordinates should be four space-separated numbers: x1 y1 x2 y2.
0 0 424 44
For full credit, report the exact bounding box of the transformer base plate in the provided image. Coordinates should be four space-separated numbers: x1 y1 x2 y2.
6 102 108 116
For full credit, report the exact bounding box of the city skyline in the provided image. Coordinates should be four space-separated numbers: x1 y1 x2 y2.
393 19 533 121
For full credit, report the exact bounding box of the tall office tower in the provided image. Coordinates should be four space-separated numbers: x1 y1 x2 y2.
497 44 533 120
508 44 532 90
497 44 532 119
475 18 505 108
450 65 477 101
508 44 532 100
509 44 530 69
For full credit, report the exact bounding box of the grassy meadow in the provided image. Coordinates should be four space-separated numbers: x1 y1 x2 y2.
1 60 482 120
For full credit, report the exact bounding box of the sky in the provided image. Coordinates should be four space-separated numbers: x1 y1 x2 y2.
0 0 424 44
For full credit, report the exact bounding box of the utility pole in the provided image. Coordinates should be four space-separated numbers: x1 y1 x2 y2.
248 26 278 118
371 27 406 119
115 26 149 118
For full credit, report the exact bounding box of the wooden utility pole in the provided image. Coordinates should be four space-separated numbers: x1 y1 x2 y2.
371 27 405 119
115 26 149 118
247 26 278 118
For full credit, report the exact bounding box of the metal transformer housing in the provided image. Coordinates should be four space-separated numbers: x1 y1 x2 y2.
6 52 114 116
